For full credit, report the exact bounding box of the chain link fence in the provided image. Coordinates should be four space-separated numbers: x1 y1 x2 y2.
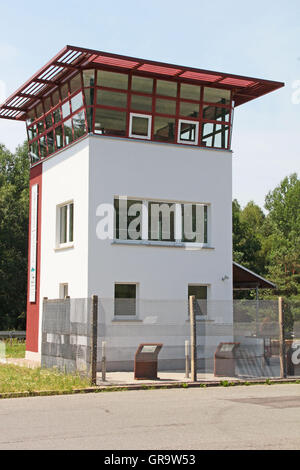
41 297 93 377
283 298 300 377
41 296 300 382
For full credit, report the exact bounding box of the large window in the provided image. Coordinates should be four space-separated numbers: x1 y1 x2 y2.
114 284 137 316
114 197 208 246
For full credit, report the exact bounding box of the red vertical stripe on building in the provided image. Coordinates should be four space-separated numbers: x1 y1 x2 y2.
26 164 42 353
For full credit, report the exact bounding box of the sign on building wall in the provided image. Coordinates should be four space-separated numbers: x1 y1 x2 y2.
29 184 38 303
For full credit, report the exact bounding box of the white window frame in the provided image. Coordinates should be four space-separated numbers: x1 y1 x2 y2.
56 201 74 248
177 119 199 145
129 113 152 140
113 197 210 248
114 282 139 319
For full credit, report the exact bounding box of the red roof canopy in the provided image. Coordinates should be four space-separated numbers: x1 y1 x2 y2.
0 45 284 121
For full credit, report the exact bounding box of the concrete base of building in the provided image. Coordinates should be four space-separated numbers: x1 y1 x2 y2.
25 350 41 364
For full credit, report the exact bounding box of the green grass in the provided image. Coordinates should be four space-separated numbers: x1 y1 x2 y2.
4 339 26 358
0 364 91 394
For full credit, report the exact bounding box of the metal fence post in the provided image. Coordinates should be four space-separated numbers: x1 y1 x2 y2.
189 295 197 382
278 296 286 378
185 340 190 378
102 341 107 381
90 295 98 386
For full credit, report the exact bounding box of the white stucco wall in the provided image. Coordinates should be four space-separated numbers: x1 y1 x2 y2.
88 136 233 304
37 138 90 353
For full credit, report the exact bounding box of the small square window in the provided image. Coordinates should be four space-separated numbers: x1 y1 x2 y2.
114 284 137 316
188 285 207 316
178 120 199 145
129 113 152 139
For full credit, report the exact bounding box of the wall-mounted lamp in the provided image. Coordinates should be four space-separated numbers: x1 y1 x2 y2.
222 275 229 281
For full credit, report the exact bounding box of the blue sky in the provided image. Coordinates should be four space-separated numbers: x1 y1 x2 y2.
0 0 299 209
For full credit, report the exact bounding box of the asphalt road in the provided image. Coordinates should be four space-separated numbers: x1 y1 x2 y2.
0 384 300 450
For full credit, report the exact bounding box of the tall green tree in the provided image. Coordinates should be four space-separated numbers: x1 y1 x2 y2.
232 199 262 273
264 174 300 297
0 142 29 330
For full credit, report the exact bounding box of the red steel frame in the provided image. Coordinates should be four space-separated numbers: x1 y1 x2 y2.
0 44 284 122
0 45 285 164
27 67 234 163
27 73 88 161
89 69 232 146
